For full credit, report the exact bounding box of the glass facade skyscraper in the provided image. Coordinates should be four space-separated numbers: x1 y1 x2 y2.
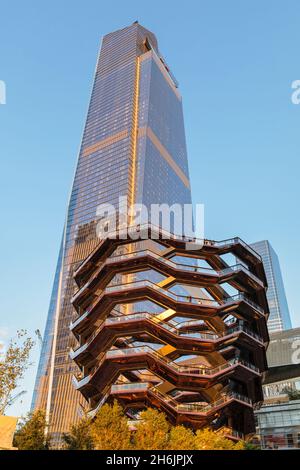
250 240 292 332
31 23 192 444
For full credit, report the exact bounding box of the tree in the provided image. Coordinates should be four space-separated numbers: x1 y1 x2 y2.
91 400 131 450
243 441 260 450
73 403 247 451
133 408 170 450
283 387 300 401
0 330 35 414
63 417 94 450
88 403 246 451
13 410 50 450
167 425 196 450
194 427 244 450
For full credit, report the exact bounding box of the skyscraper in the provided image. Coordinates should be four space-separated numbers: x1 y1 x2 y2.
250 241 292 332
32 23 192 443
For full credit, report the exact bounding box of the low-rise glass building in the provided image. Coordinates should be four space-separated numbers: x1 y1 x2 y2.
256 400 300 449
256 327 300 449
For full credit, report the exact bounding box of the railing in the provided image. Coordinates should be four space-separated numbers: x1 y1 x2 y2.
73 249 263 304
108 249 264 286
111 381 252 411
72 262 108 302
70 311 264 359
224 325 263 343
72 373 91 389
73 344 260 389
87 385 111 419
211 236 261 260
179 392 252 411
73 223 262 286
73 351 105 388
70 309 91 331
178 318 207 329
87 380 248 439
104 345 260 375
71 274 264 332
111 382 149 392
224 316 237 326
222 264 264 286
105 312 219 339
236 358 260 373
105 279 264 313
98 223 261 261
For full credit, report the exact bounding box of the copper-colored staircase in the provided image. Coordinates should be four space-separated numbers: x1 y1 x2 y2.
70 224 269 438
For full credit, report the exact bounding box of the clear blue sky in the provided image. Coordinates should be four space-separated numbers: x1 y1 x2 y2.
0 0 299 417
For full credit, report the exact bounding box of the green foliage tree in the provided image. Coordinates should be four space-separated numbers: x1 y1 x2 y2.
243 441 260 450
91 400 131 450
62 416 94 450
13 410 50 450
0 330 35 414
283 387 300 401
133 408 170 450
167 425 196 450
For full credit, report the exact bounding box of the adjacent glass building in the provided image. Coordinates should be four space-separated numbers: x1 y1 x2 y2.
256 400 300 449
250 241 292 332
256 328 300 449
31 23 192 444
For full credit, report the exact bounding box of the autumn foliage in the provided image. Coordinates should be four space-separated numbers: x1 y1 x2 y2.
62 401 245 451
14 400 246 450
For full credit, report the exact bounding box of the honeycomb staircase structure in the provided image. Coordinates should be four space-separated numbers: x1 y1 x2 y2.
70 224 269 438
